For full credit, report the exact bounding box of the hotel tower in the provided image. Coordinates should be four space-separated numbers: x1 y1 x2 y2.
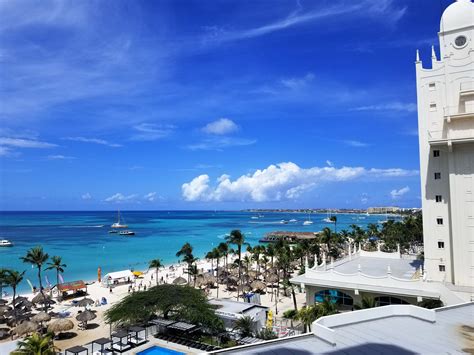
416 0 474 287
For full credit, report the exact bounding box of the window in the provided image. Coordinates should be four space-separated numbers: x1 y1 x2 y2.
436 195 442 202
439 265 446 272
434 172 441 180
437 218 443 225
455 35 467 48
438 241 444 249
315 289 353 306
433 150 440 157
430 103 437 111
429 82 436 91
374 296 408 306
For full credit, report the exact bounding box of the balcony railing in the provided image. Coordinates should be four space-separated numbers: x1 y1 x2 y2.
444 103 474 118
460 81 474 93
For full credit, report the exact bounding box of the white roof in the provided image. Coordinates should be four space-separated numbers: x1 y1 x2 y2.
440 0 474 33
212 302 474 354
104 270 133 280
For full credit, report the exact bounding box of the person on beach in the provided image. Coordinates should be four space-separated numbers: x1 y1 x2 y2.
109 287 112 293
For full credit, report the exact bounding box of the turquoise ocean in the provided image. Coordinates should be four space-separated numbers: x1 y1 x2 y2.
0 211 383 293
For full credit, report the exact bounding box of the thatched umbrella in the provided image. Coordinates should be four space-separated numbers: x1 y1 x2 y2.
172 277 187 285
12 321 38 336
75 298 94 308
17 300 33 309
251 280 266 291
225 276 239 286
265 273 279 284
237 284 251 293
32 293 53 305
31 311 51 326
248 270 258 278
76 310 96 328
48 319 74 334
12 296 27 305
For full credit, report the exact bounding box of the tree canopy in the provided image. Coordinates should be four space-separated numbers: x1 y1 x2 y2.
104 284 223 332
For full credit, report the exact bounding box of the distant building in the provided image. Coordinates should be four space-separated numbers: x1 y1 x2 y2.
416 0 474 288
367 206 400 214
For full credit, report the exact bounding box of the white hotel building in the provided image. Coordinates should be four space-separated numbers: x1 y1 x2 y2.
288 0 474 308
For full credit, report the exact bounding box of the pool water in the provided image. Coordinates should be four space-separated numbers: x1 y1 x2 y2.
137 345 185 355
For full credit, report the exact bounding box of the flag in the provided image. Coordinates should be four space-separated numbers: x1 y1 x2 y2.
26 279 34 292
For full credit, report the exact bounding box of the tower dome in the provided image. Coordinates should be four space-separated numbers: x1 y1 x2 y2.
440 0 474 33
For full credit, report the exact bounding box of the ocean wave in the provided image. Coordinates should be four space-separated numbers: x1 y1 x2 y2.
60 225 105 228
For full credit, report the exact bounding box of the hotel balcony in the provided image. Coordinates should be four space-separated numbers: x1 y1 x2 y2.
460 81 474 96
444 103 474 121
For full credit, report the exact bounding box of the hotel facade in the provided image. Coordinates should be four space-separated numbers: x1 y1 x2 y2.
291 0 474 307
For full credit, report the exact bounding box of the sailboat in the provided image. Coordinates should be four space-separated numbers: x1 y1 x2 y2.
111 210 128 228
303 213 313 225
323 210 333 223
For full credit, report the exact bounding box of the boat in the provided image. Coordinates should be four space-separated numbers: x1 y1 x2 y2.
111 210 128 228
251 216 259 220
289 219 297 223
323 210 334 223
303 213 313 225
0 240 13 247
108 230 118 234
119 230 135 236
280 220 288 224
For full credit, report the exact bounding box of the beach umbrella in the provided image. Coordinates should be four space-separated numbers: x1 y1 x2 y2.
172 277 187 285
32 293 52 305
17 300 34 309
251 280 266 291
237 284 251 293
265 274 279 284
225 276 239 286
48 319 74 334
75 298 94 308
248 270 258 278
76 310 96 327
31 311 51 324
12 321 38 336
12 296 28 305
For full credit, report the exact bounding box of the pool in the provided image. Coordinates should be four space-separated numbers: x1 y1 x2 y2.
137 345 185 355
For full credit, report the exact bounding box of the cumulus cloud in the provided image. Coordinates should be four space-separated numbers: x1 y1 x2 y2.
130 123 175 141
144 192 158 202
390 186 410 199
326 160 334 167
202 118 239 135
81 192 92 200
182 162 418 202
64 137 121 147
105 193 137 202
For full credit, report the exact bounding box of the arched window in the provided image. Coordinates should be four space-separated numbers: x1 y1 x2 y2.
374 296 409 306
315 289 353 306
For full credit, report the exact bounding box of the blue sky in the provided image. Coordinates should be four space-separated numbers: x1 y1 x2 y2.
0 0 452 210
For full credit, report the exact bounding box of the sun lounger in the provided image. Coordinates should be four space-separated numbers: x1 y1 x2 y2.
111 343 131 352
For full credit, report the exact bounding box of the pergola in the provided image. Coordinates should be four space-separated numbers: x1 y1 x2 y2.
168 321 198 333
64 345 88 355
111 330 131 352
128 326 147 346
90 337 112 354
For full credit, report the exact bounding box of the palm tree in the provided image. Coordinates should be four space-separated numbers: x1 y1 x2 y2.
176 242 193 259
45 255 66 288
217 242 229 271
329 216 337 233
296 305 317 332
12 332 58 355
20 246 49 310
5 269 25 325
0 268 8 299
183 254 198 285
265 244 276 268
232 315 254 337
176 243 195 284
149 259 163 285
225 230 248 297
212 247 222 298
205 251 216 273
354 296 378 310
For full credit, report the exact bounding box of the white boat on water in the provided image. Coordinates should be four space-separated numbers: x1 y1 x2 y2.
303 213 313 225
119 230 135 236
0 240 13 247
111 210 128 228
280 220 288 224
289 219 297 223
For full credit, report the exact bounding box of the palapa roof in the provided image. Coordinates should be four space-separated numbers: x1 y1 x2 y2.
48 319 74 333
57 280 87 292
76 310 96 323
265 231 318 240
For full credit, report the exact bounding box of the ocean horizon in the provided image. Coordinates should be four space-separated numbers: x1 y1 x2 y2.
0 210 386 293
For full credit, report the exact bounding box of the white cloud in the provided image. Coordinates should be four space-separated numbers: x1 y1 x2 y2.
64 137 121 148
281 73 315 90
182 162 418 202
47 154 75 160
144 192 158 202
326 160 334 167
352 102 417 113
202 118 239 135
186 137 256 151
390 186 410 199
104 193 138 203
81 192 92 200
130 123 175 141
342 140 370 148
0 137 57 148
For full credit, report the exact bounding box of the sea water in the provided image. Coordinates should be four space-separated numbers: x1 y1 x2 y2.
0 211 382 293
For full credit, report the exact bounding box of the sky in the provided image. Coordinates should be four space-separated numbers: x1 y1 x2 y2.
0 0 454 211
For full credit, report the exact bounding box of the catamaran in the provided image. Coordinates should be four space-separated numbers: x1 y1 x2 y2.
0 239 13 247
111 210 128 228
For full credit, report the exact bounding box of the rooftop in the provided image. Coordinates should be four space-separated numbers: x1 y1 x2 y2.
212 302 474 354
209 299 268 315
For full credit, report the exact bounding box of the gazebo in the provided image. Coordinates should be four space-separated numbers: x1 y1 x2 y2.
111 330 131 352
64 345 88 355
128 326 147 346
90 337 112 354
